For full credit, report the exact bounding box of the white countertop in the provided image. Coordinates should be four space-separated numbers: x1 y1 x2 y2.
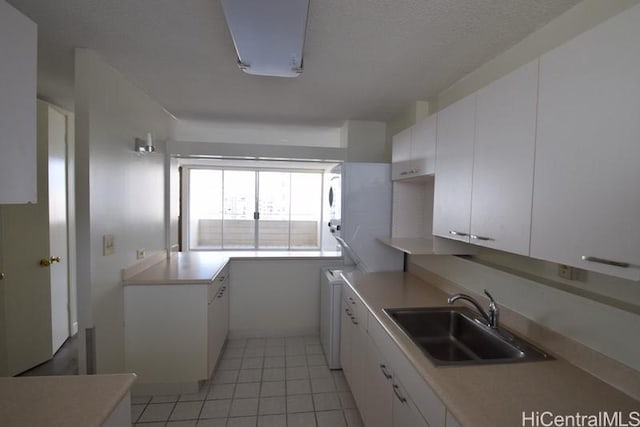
123 251 343 285
0 374 136 427
342 270 639 427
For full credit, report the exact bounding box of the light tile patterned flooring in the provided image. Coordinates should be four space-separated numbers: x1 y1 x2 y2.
131 336 364 427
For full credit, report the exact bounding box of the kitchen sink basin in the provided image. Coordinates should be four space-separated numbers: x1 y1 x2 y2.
383 307 552 366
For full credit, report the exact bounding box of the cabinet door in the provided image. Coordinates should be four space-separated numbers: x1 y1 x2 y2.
433 95 476 242
349 297 368 414
392 381 429 427
392 128 412 180
208 282 229 374
470 60 538 255
339 297 353 383
364 336 393 427
0 1 37 203
411 115 437 176
531 3 640 280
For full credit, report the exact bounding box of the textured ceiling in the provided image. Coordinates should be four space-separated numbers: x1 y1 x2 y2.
8 0 581 124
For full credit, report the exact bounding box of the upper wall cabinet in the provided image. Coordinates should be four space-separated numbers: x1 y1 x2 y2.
470 60 538 256
432 94 476 243
391 115 436 180
0 1 37 204
531 3 640 280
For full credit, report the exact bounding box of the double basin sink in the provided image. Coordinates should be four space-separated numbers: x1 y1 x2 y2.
384 306 552 366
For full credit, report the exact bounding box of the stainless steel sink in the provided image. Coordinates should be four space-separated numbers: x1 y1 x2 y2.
383 307 552 366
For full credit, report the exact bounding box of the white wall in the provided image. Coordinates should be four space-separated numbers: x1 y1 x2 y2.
75 49 174 373
341 120 388 162
172 119 342 147
411 255 640 372
229 259 342 338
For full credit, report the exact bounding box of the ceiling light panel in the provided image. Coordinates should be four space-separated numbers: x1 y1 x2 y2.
221 0 310 78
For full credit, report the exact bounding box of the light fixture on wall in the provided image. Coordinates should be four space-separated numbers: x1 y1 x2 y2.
220 0 310 78
134 133 155 153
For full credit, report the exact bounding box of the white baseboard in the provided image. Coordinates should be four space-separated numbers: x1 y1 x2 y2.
131 381 201 396
228 328 319 340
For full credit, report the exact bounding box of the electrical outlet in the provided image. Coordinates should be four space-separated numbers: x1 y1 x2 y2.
103 234 115 256
558 264 574 280
136 249 146 260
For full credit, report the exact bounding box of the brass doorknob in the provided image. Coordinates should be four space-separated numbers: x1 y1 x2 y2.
40 256 61 267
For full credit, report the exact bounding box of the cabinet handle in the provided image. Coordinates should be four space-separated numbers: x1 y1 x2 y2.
352 319 358 325
581 256 633 268
470 234 494 241
379 364 392 379
449 230 468 237
345 308 352 316
400 171 409 176
392 384 407 403
218 275 226 282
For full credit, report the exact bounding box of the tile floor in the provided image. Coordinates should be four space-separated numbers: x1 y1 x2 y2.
131 336 364 427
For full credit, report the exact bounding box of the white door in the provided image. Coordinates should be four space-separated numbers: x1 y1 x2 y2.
47 105 70 353
0 102 69 375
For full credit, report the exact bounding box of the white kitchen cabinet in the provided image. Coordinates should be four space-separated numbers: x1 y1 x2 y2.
392 127 412 180
207 269 230 377
469 60 538 255
339 296 353 383
433 94 476 243
341 277 473 427
363 335 394 427
124 265 230 388
531 3 640 280
340 283 368 416
392 381 429 427
0 1 37 204
392 115 437 181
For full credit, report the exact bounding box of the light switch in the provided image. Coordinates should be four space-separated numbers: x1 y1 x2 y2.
103 234 115 256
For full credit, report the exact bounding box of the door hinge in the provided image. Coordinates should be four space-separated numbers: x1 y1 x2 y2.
254 212 260 220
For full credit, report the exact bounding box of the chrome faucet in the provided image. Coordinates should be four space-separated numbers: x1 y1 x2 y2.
448 289 499 329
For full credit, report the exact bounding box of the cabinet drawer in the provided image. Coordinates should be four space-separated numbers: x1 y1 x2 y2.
369 314 446 427
209 264 230 302
342 283 367 327
341 282 359 310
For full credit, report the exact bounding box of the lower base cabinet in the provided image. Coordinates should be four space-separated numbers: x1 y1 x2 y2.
365 336 428 427
392 381 429 427
208 273 229 377
124 268 230 386
340 283 463 427
363 337 393 427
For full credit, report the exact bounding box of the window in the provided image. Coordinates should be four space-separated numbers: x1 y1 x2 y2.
187 167 323 250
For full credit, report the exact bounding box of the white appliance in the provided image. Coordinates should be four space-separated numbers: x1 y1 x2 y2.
320 267 350 369
327 162 403 272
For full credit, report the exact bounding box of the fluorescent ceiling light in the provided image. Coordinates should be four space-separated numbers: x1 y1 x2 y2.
221 0 310 78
